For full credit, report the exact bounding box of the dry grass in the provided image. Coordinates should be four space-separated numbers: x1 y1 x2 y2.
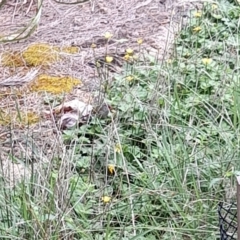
0 0 200 189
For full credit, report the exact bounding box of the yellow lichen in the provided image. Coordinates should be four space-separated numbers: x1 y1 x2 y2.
1 51 25 67
22 43 59 66
1 43 79 67
61 46 79 54
0 110 11 126
0 111 39 126
21 112 40 125
30 74 81 94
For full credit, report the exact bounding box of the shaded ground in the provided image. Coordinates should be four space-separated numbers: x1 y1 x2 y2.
0 0 200 185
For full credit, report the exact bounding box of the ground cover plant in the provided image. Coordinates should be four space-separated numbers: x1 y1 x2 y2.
1 0 240 239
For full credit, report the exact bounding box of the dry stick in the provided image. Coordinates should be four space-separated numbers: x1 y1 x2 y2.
0 69 39 87
26 0 34 15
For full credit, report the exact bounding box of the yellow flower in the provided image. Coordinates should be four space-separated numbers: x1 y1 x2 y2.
126 75 134 81
123 54 133 61
96 61 101 68
137 38 143 45
124 54 130 61
202 58 212 65
102 196 111 203
194 11 202 18
91 43 96 48
104 32 113 39
166 59 172 64
193 26 201 32
212 4 218 10
126 48 134 55
108 164 115 174
106 56 113 63
115 143 121 153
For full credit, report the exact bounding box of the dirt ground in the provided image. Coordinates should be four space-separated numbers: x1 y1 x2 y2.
0 0 200 85
0 0 200 186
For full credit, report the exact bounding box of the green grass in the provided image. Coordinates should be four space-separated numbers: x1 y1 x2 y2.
1 0 240 239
